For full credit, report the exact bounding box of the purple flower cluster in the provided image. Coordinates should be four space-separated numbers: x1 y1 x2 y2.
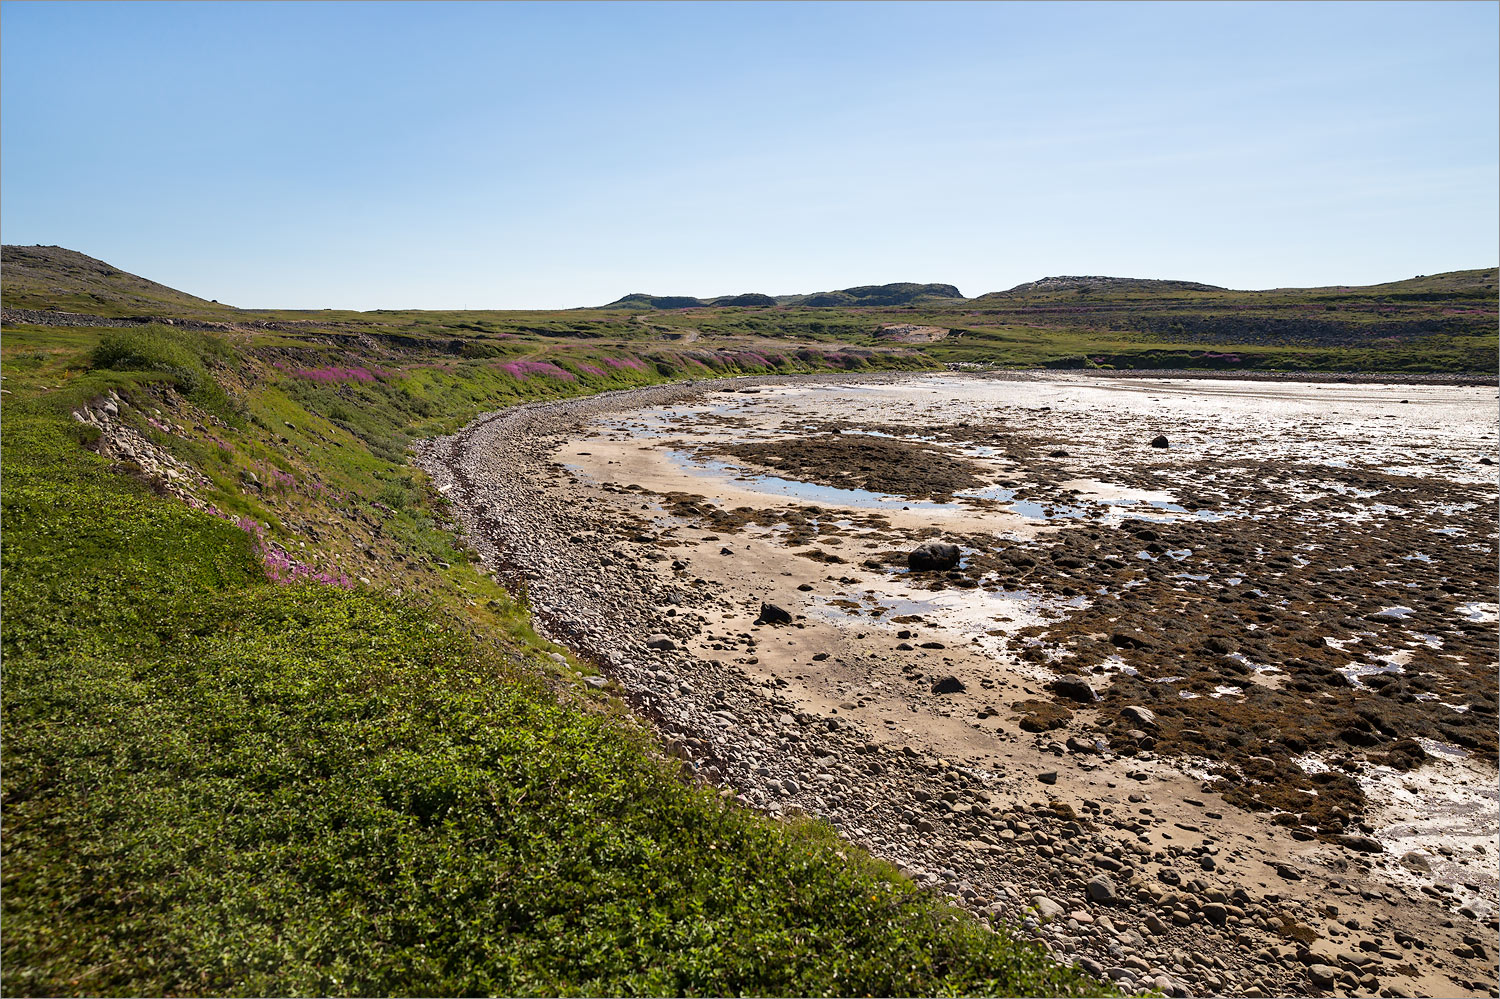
234 516 353 588
300 366 381 383
603 356 647 371
734 350 777 368
272 361 387 383
498 360 578 382
575 362 607 377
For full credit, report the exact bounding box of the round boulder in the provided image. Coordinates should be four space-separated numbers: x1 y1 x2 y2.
931 675 966 695
908 542 961 571
755 602 793 625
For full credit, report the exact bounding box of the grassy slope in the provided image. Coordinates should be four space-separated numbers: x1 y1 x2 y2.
1 245 242 320
1 275 1104 996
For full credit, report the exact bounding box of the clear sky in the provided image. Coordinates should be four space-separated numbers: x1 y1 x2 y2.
2 1 1496 309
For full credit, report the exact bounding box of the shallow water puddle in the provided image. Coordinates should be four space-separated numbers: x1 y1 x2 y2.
1456 601 1498 624
663 450 959 513
809 584 1086 636
1361 752 1499 918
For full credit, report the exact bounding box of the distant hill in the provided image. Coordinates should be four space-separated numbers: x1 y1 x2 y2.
983 276 1228 299
1 245 236 318
602 293 710 310
778 283 965 308
598 282 964 310
973 269 1499 303
600 291 778 310
1287 269 1499 300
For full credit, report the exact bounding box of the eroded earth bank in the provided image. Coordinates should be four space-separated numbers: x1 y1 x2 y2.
417 372 1500 998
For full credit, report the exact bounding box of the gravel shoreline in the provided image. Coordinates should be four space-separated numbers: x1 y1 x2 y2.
416 373 1498 999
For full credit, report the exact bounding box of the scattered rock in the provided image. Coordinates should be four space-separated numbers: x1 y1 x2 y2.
1048 677 1098 703
1337 834 1384 854
755 602 793 625
1306 964 1340 988
1066 735 1101 754
1121 705 1158 729
645 634 677 651
1085 876 1118 903
1150 434 1169 448
1109 630 1154 650
1032 895 1065 920
908 541 960 571
931 675 966 695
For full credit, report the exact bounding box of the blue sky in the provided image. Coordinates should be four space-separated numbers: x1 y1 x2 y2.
3 1 1496 309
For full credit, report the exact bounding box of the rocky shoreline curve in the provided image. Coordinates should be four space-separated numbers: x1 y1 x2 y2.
415 372 1498 999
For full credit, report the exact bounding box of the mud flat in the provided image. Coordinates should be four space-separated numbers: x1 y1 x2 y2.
418 372 1499 999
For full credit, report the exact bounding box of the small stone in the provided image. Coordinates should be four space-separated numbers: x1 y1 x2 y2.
1049 677 1098 703
1066 735 1101 754
645 634 677 651
1037 771 1058 785
1306 964 1339 987
1337 834 1384 854
756 602 793 625
1086 876 1119 903
908 542 961 571
1121 705 1158 729
1032 895 1065 920
931 675 966 695
1150 434 1169 448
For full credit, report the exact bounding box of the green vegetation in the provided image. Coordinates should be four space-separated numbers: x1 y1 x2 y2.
1 251 1109 997
2 242 1492 994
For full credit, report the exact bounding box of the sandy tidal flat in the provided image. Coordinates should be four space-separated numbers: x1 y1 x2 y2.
421 372 1500 999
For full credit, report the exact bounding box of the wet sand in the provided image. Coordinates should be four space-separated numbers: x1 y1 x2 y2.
418 372 1500 998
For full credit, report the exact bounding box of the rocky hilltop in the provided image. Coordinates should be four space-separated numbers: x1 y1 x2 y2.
992 276 1230 297
599 282 965 310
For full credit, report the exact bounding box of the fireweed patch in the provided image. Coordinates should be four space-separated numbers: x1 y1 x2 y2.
497 360 578 382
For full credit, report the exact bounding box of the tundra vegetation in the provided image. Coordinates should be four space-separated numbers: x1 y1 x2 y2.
2 245 1494 995
2 247 1108 997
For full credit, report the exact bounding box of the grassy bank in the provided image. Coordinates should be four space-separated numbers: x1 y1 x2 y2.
1 322 1108 996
